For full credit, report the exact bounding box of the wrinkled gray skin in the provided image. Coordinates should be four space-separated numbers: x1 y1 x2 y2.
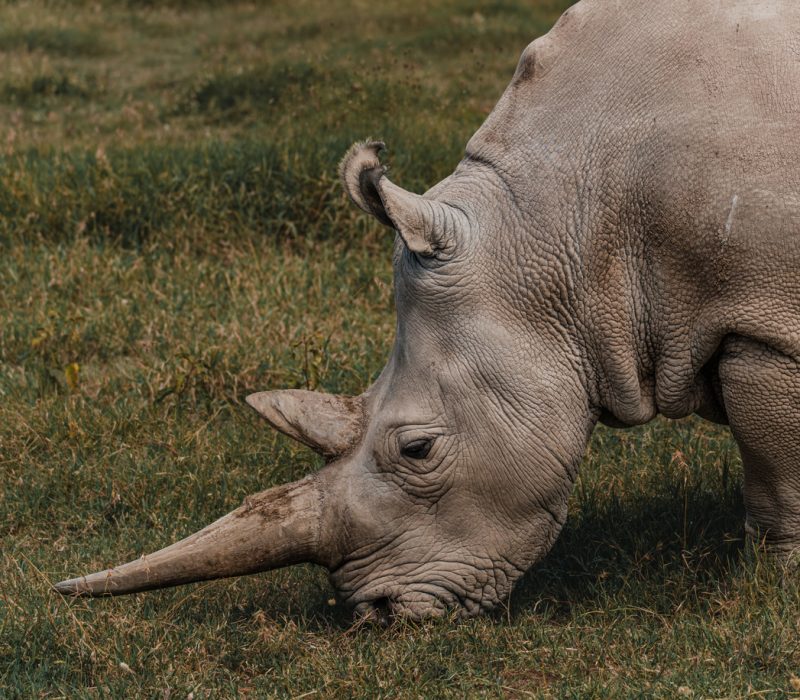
56 0 800 621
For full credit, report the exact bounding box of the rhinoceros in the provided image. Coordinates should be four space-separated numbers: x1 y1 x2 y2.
55 0 800 620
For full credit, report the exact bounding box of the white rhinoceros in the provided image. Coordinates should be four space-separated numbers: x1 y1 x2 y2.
56 0 800 620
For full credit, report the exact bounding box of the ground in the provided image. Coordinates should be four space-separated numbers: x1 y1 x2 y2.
1 1 799 697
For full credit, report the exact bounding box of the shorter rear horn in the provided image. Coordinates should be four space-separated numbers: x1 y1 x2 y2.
246 390 363 459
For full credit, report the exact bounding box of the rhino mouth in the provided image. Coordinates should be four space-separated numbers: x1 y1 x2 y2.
352 596 394 626
332 546 526 622
351 589 453 624
342 575 499 623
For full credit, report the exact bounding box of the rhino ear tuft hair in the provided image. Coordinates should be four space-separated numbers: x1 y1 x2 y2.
338 140 393 227
339 140 468 258
246 390 364 459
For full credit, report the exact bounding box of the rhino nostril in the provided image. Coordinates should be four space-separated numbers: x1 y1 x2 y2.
371 596 392 626
353 596 393 626
372 596 391 611
373 595 391 611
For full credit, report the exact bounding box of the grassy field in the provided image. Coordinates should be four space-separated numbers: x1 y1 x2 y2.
1 1 799 697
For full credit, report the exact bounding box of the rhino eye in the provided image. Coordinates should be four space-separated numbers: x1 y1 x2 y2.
401 438 433 460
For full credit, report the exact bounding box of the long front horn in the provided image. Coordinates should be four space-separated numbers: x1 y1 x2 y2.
53 475 323 596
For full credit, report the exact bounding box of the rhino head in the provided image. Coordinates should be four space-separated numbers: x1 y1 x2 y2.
55 140 596 621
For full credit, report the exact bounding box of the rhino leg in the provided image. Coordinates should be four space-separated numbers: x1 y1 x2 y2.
719 336 800 560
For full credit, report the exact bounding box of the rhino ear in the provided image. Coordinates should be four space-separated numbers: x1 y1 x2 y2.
246 390 364 459
339 140 393 228
339 140 467 258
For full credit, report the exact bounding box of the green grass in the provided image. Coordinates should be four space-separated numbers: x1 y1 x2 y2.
0 27 109 58
1 1 799 697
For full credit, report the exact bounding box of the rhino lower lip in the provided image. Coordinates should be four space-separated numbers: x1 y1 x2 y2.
354 597 448 625
349 582 470 623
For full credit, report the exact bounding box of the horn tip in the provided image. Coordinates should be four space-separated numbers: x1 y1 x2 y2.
53 570 117 597
246 392 298 438
245 392 265 410
53 576 91 596
246 391 279 417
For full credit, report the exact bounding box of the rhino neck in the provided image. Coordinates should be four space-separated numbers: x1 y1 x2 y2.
459 137 661 429
580 221 660 428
